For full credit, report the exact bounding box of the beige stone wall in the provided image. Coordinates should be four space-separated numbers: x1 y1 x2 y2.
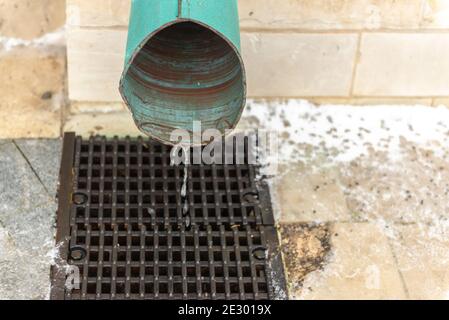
65 0 449 113
2 0 449 138
0 0 66 138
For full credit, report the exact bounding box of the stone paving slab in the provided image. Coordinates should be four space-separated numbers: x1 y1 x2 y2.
245 101 449 300
391 224 449 300
293 222 407 300
0 141 57 299
15 139 62 197
64 112 141 137
277 163 351 223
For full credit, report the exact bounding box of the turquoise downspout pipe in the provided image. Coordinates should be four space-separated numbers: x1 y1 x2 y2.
119 0 246 144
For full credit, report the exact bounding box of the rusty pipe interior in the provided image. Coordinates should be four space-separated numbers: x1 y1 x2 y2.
121 21 246 143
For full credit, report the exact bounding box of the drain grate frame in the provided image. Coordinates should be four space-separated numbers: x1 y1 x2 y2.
51 133 287 300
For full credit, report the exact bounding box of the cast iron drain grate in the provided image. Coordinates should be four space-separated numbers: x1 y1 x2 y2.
51 133 286 300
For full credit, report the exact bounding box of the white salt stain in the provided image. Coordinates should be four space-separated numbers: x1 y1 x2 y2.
243 100 449 299
243 99 449 165
0 27 66 52
244 100 449 235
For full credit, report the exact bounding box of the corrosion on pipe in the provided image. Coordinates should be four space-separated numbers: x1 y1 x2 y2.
119 0 246 145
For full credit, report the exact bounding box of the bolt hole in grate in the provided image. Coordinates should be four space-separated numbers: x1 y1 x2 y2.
51 133 287 300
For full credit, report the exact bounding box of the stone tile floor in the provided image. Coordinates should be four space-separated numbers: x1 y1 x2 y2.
2 100 449 299
0 139 61 299
263 101 449 300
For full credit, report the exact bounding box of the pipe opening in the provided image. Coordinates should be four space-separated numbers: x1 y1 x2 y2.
121 21 245 144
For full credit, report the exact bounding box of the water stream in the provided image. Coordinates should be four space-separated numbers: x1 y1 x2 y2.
178 146 190 228
181 164 189 216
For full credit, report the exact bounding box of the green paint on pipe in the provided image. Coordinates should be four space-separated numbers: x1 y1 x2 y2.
119 0 246 144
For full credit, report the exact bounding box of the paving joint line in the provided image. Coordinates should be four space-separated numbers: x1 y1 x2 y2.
12 140 52 199
386 236 411 299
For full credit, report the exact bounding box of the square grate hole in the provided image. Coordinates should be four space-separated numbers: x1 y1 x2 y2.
51 134 286 300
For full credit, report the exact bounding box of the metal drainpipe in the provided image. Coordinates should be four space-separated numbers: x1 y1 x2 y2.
119 0 246 145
